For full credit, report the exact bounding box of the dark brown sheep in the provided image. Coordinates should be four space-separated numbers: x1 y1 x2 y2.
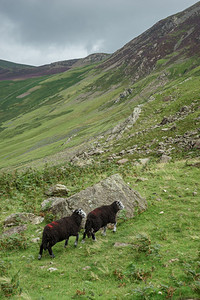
82 201 124 242
38 208 86 259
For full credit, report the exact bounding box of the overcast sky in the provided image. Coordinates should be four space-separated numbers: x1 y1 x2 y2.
0 0 198 66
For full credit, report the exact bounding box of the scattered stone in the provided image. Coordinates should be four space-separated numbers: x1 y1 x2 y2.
114 242 131 247
156 198 162 202
126 149 135 154
72 158 94 167
48 268 58 272
139 158 150 165
3 213 44 227
161 128 170 131
2 225 27 237
45 184 70 197
163 96 172 102
90 149 104 155
117 158 129 165
133 158 150 166
119 150 126 156
32 216 44 225
179 106 189 113
168 258 179 263
82 266 91 270
136 177 148 182
170 124 177 131
31 237 40 243
159 154 172 163
193 139 200 149
149 96 155 102
160 117 172 125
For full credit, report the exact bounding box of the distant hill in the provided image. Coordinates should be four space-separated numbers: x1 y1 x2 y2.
0 53 110 81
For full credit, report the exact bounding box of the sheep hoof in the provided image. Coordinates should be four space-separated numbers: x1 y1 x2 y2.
50 254 55 259
81 240 85 244
102 232 106 236
93 239 97 242
74 243 78 247
38 254 42 260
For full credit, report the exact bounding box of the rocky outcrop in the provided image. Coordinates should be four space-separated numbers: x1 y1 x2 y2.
70 104 142 165
114 88 133 104
106 105 142 142
70 99 199 165
41 174 147 221
3 213 44 227
99 2 200 81
41 197 72 217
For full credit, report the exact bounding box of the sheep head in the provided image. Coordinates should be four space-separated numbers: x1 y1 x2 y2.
74 208 86 218
115 201 124 211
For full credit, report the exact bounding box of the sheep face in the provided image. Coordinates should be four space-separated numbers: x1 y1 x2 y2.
74 208 86 218
115 201 124 210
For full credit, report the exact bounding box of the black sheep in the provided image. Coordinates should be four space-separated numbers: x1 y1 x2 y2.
82 201 124 242
38 208 86 259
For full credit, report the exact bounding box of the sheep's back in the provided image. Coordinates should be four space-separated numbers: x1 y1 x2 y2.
88 205 115 227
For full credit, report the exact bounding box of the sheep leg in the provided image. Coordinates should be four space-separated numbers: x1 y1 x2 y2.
64 238 69 248
81 231 86 243
102 226 107 236
113 222 117 233
74 234 79 247
38 244 43 260
47 246 55 258
91 232 96 241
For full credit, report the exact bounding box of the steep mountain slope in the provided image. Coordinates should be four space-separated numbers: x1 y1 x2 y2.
100 1 200 80
0 53 109 81
0 2 199 170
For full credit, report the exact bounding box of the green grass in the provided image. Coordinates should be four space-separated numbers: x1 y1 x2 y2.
0 158 199 299
0 54 200 170
0 33 200 300
100 63 200 163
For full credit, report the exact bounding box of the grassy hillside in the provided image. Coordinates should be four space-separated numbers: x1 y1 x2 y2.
1 2 199 170
0 158 199 299
0 62 131 169
0 4 199 298
0 55 200 170
1 57 199 299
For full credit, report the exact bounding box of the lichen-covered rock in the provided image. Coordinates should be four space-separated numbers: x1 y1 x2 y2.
193 139 200 149
117 158 129 165
159 154 172 163
3 213 44 227
41 197 71 218
2 225 27 237
45 184 70 196
41 174 147 221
